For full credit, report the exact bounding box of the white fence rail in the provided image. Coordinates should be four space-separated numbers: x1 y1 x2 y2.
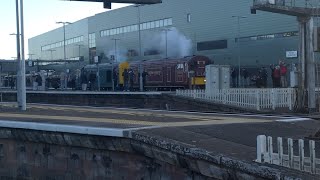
256 135 320 174
176 88 296 111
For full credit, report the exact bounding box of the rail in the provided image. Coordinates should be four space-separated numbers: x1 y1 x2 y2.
256 135 320 174
176 88 296 111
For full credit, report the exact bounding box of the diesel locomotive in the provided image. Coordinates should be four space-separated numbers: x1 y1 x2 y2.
82 55 211 90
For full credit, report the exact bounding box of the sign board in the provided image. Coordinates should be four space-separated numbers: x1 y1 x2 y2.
94 56 99 63
286 51 298 58
28 61 33 67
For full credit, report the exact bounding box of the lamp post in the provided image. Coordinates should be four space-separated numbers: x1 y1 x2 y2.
47 49 56 61
27 53 34 60
232 16 246 88
134 4 144 91
56 21 72 71
12 0 26 111
111 38 120 91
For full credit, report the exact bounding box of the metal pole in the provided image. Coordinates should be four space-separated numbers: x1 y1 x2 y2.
28 53 34 60
165 30 168 59
15 0 22 109
97 63 100 91
78 45 81 58
298 17 307 111
138 5 143 91
63 23 66 71
237 17 241 88
307 17 316 113
112 38 119 91
20 0 26 110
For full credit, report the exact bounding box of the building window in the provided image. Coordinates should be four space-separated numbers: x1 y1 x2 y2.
89 33 96 48
197 40 227 51
99 18 173 37
41 35 84 51
187 14 191 23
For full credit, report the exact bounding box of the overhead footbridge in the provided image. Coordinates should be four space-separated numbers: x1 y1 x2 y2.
251 0 320 17
64 0 162 8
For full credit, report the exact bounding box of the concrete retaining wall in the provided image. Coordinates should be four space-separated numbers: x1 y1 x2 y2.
0 128 317 180
0 92 258 113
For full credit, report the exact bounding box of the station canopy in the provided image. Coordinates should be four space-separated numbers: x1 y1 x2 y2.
65 0 162 8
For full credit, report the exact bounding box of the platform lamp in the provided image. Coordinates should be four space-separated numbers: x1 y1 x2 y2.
56 21 72 72
111 38 120 91
232 15 247 88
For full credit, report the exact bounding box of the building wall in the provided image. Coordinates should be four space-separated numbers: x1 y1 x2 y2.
29 0 300 67
28 18 89 62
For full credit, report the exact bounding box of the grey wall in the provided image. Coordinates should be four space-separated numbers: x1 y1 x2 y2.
28 18 89 62
29 0 301 67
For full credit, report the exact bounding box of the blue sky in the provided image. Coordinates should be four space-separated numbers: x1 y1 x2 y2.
0 0 130 60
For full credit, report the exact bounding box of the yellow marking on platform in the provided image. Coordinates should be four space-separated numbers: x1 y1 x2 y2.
0 112 270 128
0 113 160 126
26 105 249 122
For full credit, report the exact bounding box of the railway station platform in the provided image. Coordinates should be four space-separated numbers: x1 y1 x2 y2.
0 103 319 179
0 103 318 161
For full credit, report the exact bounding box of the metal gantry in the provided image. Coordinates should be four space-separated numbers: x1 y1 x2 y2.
251 0 320 113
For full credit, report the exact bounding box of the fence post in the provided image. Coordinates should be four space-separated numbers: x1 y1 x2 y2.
298 139 305 171
267 136 273 163
277 137 283 165
288 138 294 168
256 90 260 111
310 140 316 174
193 89 196 99
272 89 276 110
288 88 293 111
257 135 267 163
223 89 227 104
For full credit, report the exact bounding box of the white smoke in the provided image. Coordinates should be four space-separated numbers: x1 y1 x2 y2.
143 27 192 58
104 48 128 63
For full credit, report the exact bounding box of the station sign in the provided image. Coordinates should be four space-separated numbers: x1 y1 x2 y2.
286 51 298 58
28 61 33 67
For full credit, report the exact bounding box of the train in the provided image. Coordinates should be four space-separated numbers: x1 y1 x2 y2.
83 55 212 91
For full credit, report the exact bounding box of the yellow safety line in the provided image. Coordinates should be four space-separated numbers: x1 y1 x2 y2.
0 113 270 128
26 105 247 122
0 113 160 126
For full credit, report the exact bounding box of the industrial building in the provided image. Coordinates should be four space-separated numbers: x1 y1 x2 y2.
28 0 299 67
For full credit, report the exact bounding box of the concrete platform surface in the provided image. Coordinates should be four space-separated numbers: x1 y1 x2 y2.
0 103 318 162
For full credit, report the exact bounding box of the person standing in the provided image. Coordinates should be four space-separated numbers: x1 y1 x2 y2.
231 68 238 88
129 69 135 91
36 73 42 90
80 70 88 91
273 66 281 88
113 68 118 91
60 72 66 90
270 64 276 88
89 72 97 91
241 68 249 87
142 70 148 91
122 69 129 91
280 61 288 87
261 67 268 88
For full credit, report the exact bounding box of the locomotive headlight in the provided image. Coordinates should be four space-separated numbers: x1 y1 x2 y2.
204 79 206 82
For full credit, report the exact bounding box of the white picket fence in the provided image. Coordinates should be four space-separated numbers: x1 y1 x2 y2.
256 135 319 174
176 88 296 111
